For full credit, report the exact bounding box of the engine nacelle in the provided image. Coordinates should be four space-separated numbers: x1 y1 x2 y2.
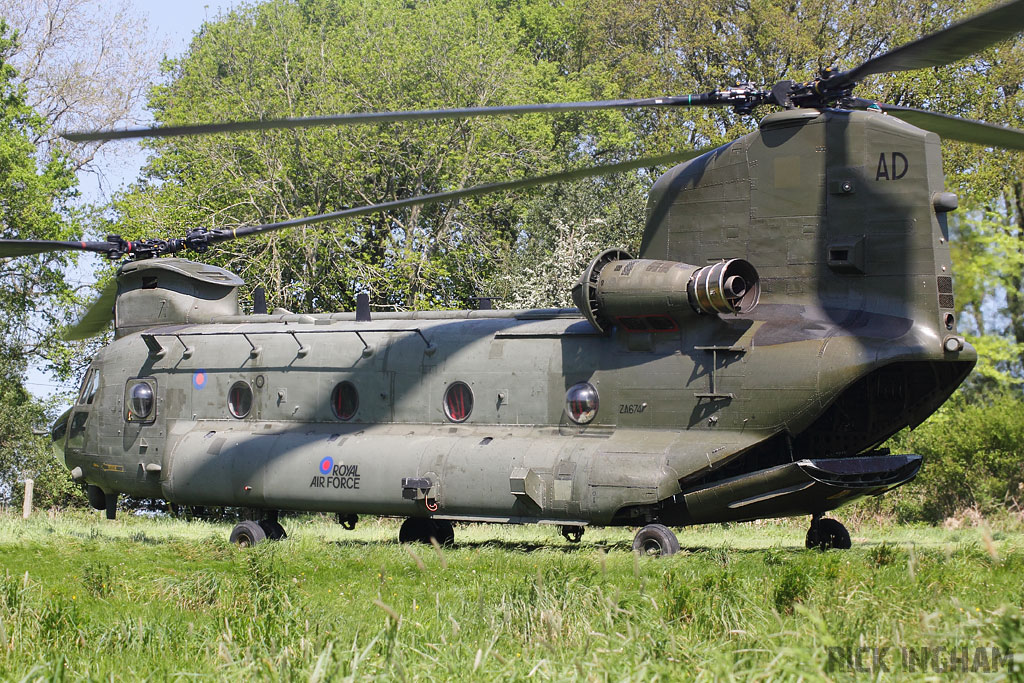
115 258 244 338
572 249 760 334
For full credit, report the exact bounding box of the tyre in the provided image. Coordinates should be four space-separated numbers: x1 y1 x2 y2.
400 518 454 546
399 517 431 544
230 520 267 547
86 484 105 510
259 519 287 541
632 523 680 557
432 520 455 547
806 518 851 550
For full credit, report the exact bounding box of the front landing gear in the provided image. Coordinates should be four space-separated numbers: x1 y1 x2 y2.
259 519 287 540
806 514 851 550
560 525 584 543
230 513 287 546
632 524 680 557
399 518 454 546
230 520 265 547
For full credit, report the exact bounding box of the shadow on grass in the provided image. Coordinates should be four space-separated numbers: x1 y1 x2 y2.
321 537 815 555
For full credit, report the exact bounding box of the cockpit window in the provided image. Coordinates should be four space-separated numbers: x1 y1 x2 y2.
78 369 100 405
76 371 91 404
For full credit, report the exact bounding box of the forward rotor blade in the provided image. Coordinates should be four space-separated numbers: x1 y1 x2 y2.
849 99 1024 150
0 239 119 258
64 278 119 341
205 148 713 245
62 94 724 142
837 0 1024 86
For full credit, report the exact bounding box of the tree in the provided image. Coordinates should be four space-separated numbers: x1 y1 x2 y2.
110 0 1024 395
870 0 1024 388
114 0 615 313
0 22 85 507
0 0 163 172
515 0 1024 388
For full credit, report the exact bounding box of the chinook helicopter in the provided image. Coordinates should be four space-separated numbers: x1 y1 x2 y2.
4 0 1024 555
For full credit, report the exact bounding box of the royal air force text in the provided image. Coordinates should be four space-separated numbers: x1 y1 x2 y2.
310 464 361 489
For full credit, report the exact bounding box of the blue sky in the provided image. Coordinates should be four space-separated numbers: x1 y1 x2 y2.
142 0 238 53
81 1 244 197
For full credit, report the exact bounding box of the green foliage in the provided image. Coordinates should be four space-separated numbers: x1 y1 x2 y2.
773 564 811 614
885 0 1024 383
2 514 1024 678
882 391 1024 521
0 23 81 357
104 0 1024 389
870 542 900 567
997 611 1024 680
115 0 590 312
80 562 114 598
112 0 950 310
0 23 85 508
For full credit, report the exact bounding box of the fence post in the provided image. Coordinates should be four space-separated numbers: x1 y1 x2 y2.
22 479 33 519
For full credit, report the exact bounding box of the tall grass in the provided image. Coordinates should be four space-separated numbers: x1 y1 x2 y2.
1 512 1022 680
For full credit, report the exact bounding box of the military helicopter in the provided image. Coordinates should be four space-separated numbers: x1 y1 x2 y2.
4 0 1024 555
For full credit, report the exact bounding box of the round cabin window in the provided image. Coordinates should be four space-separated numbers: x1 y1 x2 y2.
566 382 599 424
331 381 358 420
130 382 155 420
443 382 473 423
228 381 253 419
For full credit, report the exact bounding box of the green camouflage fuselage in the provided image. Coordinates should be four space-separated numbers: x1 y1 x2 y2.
55 108 975 526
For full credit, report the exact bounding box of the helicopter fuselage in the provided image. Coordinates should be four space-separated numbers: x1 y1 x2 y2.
53 108 976 528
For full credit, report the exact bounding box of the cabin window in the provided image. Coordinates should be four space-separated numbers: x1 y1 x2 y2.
331 381 358 420
443 382 473 423
565 382 599 424
228 381 253 419
124 379 156 423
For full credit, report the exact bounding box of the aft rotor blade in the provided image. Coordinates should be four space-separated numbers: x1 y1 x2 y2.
64 278 119 341
0 239 120 258
849 99 1024 150
62 94 725 142
834 0 1024 87
205 148 713 244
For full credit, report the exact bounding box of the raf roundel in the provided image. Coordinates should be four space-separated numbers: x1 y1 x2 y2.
192 370 207 390
319 456 333 475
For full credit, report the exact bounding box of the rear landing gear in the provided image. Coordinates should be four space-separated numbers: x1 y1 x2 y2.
806 514 851 550
399 518 454 546
632 524 680 557
560 525 584 543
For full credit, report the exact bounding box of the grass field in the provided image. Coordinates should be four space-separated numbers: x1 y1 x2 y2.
1 511 1023 681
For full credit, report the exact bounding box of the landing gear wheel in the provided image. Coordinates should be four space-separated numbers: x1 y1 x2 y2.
337 513 358 530
86 484 105 511
432 520 455 547
632 524 680 557
805 517 851 550
259 519 287 540
230 520 267 547
561 525 584 543
399 518 455 546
